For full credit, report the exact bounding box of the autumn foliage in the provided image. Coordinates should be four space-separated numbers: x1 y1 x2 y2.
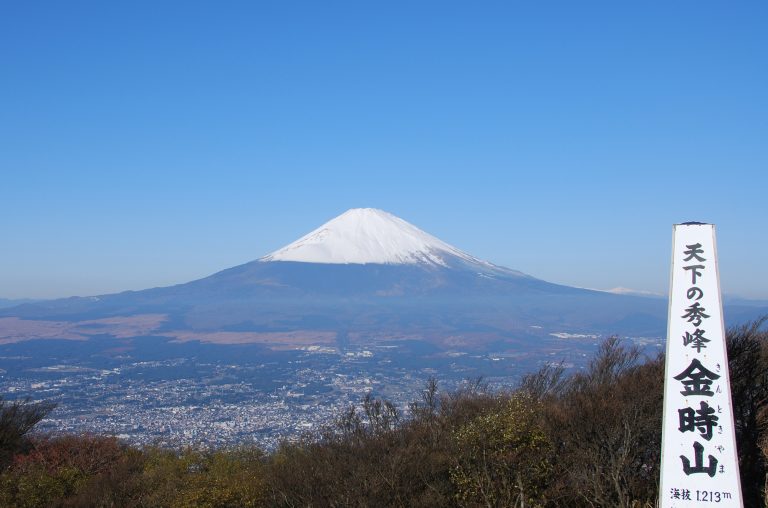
1 319 767 507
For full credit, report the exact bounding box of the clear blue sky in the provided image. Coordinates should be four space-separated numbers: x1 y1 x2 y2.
2 1 766 299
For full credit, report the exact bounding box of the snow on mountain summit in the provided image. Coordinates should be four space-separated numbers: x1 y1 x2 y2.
260 208 490 267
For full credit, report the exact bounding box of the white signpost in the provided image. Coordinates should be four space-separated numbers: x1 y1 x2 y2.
659 223 743 507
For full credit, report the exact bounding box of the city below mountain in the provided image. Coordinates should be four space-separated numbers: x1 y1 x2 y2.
2 208 767 449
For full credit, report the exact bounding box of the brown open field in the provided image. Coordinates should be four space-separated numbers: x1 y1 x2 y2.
0 314 167 344
0 315 336 348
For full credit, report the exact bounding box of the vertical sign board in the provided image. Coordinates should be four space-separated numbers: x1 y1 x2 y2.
659 223 743 507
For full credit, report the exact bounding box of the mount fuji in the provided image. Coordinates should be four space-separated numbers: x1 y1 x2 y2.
1 209 679 348
261 208 501 268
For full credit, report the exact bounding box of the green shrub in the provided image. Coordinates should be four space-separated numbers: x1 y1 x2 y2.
451 395 552 507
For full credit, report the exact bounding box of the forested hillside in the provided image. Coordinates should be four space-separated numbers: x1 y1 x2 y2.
2 320 766 507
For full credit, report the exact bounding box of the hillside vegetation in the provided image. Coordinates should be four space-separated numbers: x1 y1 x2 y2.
1 319 766 507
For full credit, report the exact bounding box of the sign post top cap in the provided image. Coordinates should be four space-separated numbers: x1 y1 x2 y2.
676 221 712 226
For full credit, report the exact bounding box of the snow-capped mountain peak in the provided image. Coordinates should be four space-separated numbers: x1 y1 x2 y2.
260 208 489 267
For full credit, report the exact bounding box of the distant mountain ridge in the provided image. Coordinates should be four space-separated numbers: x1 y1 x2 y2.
0 298 42 309
2 209 765 348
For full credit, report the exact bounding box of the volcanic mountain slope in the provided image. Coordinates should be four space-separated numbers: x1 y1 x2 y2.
2 208 675 346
